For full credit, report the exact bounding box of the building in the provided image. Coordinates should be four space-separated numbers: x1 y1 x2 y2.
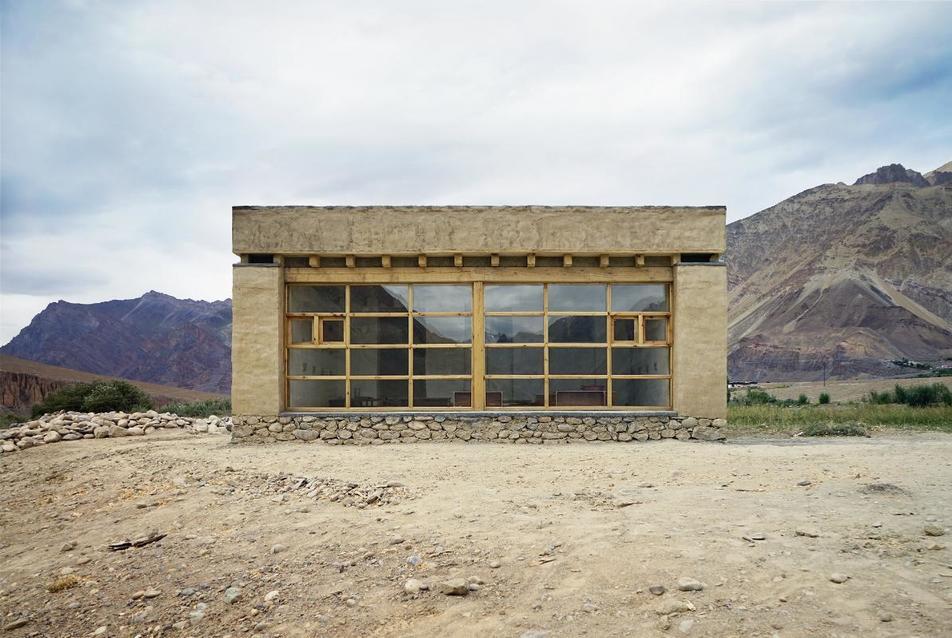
230 206 727 443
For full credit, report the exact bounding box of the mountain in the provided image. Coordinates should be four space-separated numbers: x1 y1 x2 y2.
0 292 232 393
726 162 952 381
0 354 225 416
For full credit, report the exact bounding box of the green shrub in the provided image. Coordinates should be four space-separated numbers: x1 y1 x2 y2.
818 392 830 405
161 398 231 418
866 383 952 407
32 380 153 417
797 394 809 405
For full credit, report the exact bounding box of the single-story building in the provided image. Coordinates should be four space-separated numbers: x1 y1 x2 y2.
230 206 727 443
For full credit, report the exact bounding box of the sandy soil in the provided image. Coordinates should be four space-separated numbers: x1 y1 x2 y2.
1 433 951 637
753 377 952 403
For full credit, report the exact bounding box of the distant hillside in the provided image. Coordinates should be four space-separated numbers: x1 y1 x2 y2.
0 292 232 393
726 162 952 381
0 354 226 416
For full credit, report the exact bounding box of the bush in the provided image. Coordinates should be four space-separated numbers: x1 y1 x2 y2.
797 394 809 405
818 392 830 405
866 383 952 407
802 422 867 437
32 380 153 417
161 398 231 418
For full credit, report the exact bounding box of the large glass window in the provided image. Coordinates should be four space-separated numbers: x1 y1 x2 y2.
287 282 669 409
286 284 472 408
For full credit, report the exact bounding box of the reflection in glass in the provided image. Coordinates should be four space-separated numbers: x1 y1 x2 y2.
288 286 344 313
612 347 670 375
548 316 606 343
413 348 471 376
548 284 606 311
321 319 344 342
550 379 607 406
351 349 409 376
288 380 346 408
289 319 313 344
413 317 471 344
485 316 544 343
288 349 345 376
413 380 472 407
612 318 636 342
351 285 409 312
486 379 544 407
486 348 544 375
611 285 668 311
613 378 669 406
350 380 409 407
644 317 668 342
350 317 409 343
485 285 543 312
549 348 607 375
412 285 472 312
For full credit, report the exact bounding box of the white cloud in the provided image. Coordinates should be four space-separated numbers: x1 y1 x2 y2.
2 0 951 343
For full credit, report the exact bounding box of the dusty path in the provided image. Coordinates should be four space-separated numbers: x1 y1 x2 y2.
1 434 950 637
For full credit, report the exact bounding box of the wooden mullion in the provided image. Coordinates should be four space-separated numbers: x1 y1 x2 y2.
344 286 351 408
606 285 613 407
472 282 485 410
543 284 549 407
408 285 414 407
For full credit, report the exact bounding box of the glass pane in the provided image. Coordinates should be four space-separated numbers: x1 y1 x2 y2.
549 348 607 375
288 349 345 376
486 348 544 375
486 379 544 407
613 378 670 407
321 319 344 342
288 286 344 313
413 317 471 344
413 285 472 312
548 316 606 343
351 285 409 312
289 319 313 344
413 380 472 407
351 317 409 344
612 285 668 311
644 317 668 342
485 316 544 343
485 285 543 312
548 284 606 311
550 379 607 407
351 348 408 376
350 380 408 407
613 318 636 342
612 347 670 375
288 380 346 408
413 348 471 376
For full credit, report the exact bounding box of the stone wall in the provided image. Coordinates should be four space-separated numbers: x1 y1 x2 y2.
230 414 726 445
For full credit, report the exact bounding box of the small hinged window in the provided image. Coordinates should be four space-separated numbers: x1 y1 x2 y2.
318 318 344 344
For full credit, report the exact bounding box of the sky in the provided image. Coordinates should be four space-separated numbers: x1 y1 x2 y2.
2 0 951 344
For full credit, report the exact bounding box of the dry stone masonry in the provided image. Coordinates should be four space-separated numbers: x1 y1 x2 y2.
230 414 726 445
0 411 230 453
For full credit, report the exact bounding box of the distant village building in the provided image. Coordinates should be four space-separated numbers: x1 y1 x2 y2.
230 206 727 443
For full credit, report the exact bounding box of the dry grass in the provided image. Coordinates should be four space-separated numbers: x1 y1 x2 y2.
46 575 80 592
726 404 952 435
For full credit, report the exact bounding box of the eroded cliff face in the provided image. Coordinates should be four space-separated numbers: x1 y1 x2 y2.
1 371 68 415
725 162 952 381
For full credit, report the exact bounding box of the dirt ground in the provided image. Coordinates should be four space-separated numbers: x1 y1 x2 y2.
1 433 951 638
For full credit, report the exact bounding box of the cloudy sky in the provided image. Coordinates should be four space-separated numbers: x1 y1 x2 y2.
2 0 951 343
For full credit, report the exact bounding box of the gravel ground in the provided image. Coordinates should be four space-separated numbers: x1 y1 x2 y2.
1 432 950 637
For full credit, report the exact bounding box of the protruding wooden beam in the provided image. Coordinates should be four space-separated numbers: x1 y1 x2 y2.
527 254 536 268
491 254 500 267
563 255 573 268
345 255 356 268
454 254 463 268
381 255 391 268
308 255 321 268
418 254 427 268
599 254 610 268
635 254 646 267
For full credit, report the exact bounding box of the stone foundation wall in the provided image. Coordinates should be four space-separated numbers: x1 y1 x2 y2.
230 414 726 445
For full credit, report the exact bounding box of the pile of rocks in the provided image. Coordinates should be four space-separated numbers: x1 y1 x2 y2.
0 410 230 453
232 414 726 445
259 472 412 507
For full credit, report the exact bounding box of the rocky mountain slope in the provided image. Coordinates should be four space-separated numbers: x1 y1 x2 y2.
726 162 952 381
0 355 225 416
0 292 232 393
